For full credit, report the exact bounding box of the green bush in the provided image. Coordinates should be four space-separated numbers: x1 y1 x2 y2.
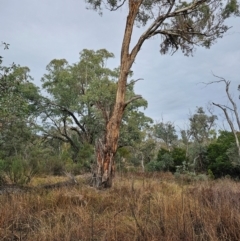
0 159 8 185
208 169 215 179
195 173 208 181
146 160 163 172
1 157 33 184
154 147 187 172
37 157 67 176
207 131 240 178
208 160 240 178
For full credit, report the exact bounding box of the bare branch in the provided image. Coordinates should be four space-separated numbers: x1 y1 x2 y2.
41 129 68 143
221 105 234 112
126 78 143 86
46 114 63 133
151 29 208 39
212 103 232 130
61 107 86 133
203 73 240 130
124 95 142 108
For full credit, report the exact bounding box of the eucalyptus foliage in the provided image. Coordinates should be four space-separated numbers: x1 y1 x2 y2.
40 49 152 161
86 0 240 56
0 56 40 159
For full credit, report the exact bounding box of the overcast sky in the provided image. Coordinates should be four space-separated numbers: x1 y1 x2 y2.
1 0 240 131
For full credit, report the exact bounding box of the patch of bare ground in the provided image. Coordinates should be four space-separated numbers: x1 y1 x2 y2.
1 173 240 240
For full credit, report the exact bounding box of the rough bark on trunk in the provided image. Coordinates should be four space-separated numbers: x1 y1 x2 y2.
96 73 129 187
95 1 142 188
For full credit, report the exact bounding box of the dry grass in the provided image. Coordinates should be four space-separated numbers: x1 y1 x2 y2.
29 175 71 186
1 173 240 240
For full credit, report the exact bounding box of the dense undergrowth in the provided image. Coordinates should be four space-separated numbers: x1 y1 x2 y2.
1 172 240 241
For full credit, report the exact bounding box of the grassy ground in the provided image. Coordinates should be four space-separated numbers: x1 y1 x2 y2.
1 172 240 240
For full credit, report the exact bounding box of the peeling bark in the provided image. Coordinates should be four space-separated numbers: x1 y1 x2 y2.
96 1 142 187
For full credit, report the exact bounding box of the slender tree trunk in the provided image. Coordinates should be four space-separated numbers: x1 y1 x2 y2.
97 69 130 187
140 152 145 173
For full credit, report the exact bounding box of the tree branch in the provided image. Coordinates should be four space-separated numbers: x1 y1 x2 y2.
70 126 82 137
106 0 126 11
129 0 209 62
44 112 65 137
203 73 240 130
43 98 86 134
121 0 143 62
41 129 68 143
126 78 143 87
124 95 142 108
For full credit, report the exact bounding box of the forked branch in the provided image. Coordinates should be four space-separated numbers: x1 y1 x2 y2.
126 78 143 87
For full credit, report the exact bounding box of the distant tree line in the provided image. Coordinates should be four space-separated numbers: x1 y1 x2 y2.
1 41 240 185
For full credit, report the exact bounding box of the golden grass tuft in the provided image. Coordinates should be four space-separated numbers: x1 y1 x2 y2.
1 173 240 240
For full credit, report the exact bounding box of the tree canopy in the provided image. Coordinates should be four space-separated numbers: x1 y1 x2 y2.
40 49 152 162
86 0 239 55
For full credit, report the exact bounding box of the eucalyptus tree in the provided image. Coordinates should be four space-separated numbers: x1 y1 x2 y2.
0 43 42 184
40 49 151 171
154 121 178 151
0 63 40 159
85 0 240 186
188 107 217 171
40 49 115 160
189 107 217 144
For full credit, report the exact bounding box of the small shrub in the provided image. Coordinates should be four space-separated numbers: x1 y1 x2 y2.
146 160 163 172
0 171 8 185
195 173 208 181
2 157 33 184
174 171 181 180
69 162 85 175
208 169 215 179
0 159 7 185
49 158 66 176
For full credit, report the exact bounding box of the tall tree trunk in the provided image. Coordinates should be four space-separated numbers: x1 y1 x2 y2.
96 1 142 188
97 68 130 187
